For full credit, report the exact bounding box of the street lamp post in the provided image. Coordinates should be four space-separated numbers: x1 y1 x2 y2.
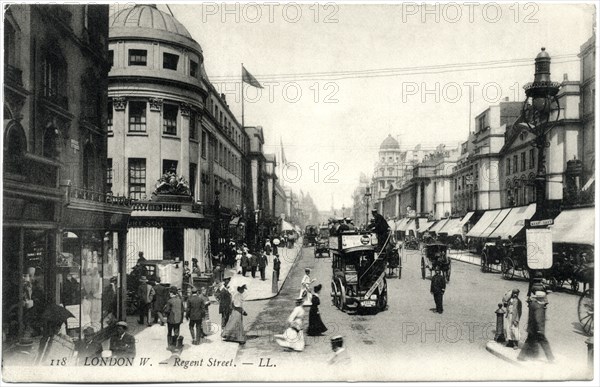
519 47 561 219
364 187 372 228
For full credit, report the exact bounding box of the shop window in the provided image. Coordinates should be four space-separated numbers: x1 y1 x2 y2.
128 101 147 132
163 53 179 71
163 104 178 135
162 159 178 175
128 49 147 66
128 158 146 200
190 59 198 77
106 158 113 193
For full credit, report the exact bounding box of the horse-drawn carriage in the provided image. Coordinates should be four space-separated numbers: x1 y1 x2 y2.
303 225 318 247
330 232 388 313
421 242 451 282
500 245 529 280
314 226 331 257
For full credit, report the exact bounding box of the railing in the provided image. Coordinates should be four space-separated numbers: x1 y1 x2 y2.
132 202 181 212
69 186 131 207
4 65 22 86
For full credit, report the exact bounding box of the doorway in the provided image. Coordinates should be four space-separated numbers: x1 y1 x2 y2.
163 228 184 261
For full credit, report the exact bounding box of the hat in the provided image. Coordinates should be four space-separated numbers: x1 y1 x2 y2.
169 286 178 294
16 338 34 347
533 291 546 298
331 335 343 343
116 321 128 328
371 209 378 213
511 288 520 295
191 288 198 294
83 327 95 336
139 276 148 282
314 284 322 292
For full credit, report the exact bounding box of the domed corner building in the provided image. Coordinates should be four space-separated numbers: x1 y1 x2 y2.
372 134 405 213
107 4 214 275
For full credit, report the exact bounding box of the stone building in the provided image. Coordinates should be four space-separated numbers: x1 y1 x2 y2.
3 4 132 347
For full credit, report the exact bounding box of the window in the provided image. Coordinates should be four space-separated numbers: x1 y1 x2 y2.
162 159 178 174
163 104 178 135
106 158 113 192
477 115 486 131
189 163 197 197
107 101 113 131
189 112 197 140
513 155 518 173
521 152 526 172
506 158 511 175
4 22 15 67
529 149 535 169
163 53 179 70
190 59 198 77
43 53 67 103
128 101 147 132
201 131 207 159
108 50 114 69
128 49 147 66
128 158 146 199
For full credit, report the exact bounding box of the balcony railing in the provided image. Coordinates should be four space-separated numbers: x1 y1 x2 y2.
68 186 131 207
130 200 208 215
4 65 23 86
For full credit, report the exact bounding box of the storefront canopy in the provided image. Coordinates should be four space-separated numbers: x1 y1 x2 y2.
429 218 449 234
551 207 595 245
387 219 397 231
480 208 511 238
395 218 410 232
281 220 294 231
467 210 501 238
487 204 536 239
418 219 435 233
438 218 461 235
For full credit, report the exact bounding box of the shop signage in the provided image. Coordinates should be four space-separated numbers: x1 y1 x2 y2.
529 219 553 227
526 228 553 269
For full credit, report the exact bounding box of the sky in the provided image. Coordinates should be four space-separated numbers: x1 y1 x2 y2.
161 2 595 211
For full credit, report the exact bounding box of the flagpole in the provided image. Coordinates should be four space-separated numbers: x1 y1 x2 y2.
241 63 244 131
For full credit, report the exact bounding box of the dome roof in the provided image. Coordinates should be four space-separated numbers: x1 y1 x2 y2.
380 135 400 150
109 5 192 39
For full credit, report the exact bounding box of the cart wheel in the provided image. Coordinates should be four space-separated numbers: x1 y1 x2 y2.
571 280 580 293
502 258 514 280
578 289 594 335
331 281 339 309
378 284 388 312
421 258 426 279
339 282 347 312
481 253 487 273
445 265 451 283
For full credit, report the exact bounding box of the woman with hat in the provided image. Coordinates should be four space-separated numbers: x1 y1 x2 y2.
307 284 328 336
505 288 522 349
275 297 306 352
222 284 247 344
300 268 316 305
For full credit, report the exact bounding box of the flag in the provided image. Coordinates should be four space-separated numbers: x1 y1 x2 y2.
280 137 287 165
242 66 263 89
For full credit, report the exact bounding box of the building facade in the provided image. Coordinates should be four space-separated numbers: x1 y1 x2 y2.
3 4 132 346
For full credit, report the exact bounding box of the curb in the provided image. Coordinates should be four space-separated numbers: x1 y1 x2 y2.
246 246 303 302
485 341 524 367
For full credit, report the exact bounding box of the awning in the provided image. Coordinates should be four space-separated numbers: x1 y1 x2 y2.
467 210 501 238
418 219 435 233
488 204 536 239
395 218 410 232
281 220 294 231
551 207 595 245
405 219 418 231
387 219 397 231
438 218 461 235
229 216 240 226
429 218 449 234
460 212 475 227
480 208 511 238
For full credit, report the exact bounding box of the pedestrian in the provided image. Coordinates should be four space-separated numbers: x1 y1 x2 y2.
109 321 136 359
517 291 555 362
505 288 523 349
275 297 306 352
367 209 390 249
75 327 103 364
222 285 248 344
328 335 351 366
138 251 147 262
265 239 272 255
240 250 250 277
258 251 268 281
307 284 328 336
272 238 279 256
300 268 316 305
273 254 281 281
153 277 169 326
214 276 233 328
430 268 446 313
137 276 155 326
186 288 205 345
249 252 258 278
163 286 184 351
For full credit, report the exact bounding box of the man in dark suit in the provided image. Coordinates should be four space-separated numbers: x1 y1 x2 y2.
137 276 155 326
367 209 390 248
186 289 205 345
258 251 268 281
110 321 136 359
430 268 446 313
214 277 232 328
76 327 103 364
249 253 258 278
240 252 250 277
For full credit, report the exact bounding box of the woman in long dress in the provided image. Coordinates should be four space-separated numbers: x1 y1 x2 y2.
307 284 328 336
300 268 316 305
275 298 305 352
221 285 247 344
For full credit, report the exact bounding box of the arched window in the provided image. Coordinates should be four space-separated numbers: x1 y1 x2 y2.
3 120 27 174
82 142 97 190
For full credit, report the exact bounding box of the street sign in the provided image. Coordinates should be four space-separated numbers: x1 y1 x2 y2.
530 219 554 227
526 228 553 269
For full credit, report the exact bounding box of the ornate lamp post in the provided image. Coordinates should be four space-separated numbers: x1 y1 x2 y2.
519 47 561 218
364 187 372 228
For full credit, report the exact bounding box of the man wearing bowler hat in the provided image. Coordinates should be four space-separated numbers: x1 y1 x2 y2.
214 276 232 328
367 209 390 248
110 321 136 359
137 276 155 326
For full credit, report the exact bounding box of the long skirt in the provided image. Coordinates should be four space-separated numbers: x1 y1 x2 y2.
307 308 328 336
221 309 245 343
275 327 305 352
